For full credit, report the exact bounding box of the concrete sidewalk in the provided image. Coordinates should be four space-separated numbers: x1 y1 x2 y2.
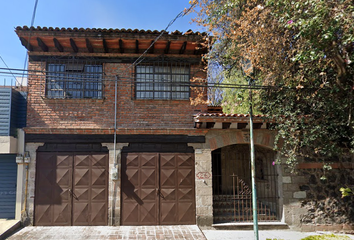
5 225 207 240
0 219 20 240
3 225 354 240
203 230 354 240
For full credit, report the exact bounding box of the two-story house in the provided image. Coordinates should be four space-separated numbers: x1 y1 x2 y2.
16 26 210 226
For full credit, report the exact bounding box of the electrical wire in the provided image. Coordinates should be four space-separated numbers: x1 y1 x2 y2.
131 2 197 67
21 0 39 87
0 56 21 85
0 67 327 91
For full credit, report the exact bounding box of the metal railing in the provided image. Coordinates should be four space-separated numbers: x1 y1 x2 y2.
212 146 279 223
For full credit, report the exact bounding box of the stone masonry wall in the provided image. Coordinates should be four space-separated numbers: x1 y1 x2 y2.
26 61 207 130
299 167 354 232
281 158 354 232
189 143 213 227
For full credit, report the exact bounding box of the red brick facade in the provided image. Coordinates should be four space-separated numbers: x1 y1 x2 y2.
26 61 207 132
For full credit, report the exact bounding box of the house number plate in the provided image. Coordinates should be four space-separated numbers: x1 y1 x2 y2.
196 172 211 179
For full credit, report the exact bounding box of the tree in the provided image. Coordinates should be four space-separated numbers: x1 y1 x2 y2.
191 0 354 168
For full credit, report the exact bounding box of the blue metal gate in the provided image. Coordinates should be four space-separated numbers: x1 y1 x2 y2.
0 154 17 219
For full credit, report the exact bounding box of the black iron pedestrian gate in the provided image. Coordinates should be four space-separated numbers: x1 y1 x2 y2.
212 145 279 223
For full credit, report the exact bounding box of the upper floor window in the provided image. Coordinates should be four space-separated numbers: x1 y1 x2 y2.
136 62 190 100
46 63 103 99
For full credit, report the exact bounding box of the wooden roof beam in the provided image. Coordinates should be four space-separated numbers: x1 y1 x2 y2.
70 38 78 53
179 41 187 54
148 40 154 54
53 38 63 52
37 37 48 52
194 43 202 55
164 41 171 54
135 40 139 54
85 38 94 53
103 39 108 53
19 37 33 51
119 39 124 53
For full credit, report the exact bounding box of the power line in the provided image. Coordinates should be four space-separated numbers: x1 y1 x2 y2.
0 67 327 91
131 2 198 67
0 56 21 85
21 0 39 87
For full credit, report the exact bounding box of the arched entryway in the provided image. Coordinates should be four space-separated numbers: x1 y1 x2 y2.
212 144 280 223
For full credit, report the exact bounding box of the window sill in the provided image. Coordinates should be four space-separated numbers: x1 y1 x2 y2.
134 99 190 104
42 97 105 103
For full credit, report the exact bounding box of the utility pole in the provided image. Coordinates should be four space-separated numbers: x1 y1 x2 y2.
249 77 259 240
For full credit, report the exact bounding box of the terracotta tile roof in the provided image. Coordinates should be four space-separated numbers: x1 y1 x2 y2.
195 113 266 118
15 26 206 36
193 113 271 129
194 112 271 123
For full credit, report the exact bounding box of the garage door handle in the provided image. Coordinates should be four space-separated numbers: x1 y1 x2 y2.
156 188 164 199
69 189 79 200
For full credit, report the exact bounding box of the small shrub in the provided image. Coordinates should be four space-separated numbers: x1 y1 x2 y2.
301 234 351 240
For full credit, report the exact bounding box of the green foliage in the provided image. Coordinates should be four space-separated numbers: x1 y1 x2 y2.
221 68 262 114
193 0 354 168
301 234 351 240
340 187 353 198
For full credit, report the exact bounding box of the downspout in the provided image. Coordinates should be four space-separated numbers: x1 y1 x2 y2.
114 76 118 168
111 75 118 226
22 163 29 216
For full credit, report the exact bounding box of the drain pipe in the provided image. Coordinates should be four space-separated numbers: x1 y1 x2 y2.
111 76 118 226
21 163 29 217
114 76 118 168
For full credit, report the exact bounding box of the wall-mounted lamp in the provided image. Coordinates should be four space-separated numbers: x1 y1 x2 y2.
24 151 31 163
16 154 24 164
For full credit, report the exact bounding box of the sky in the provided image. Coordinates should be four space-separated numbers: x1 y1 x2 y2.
0 0 204 86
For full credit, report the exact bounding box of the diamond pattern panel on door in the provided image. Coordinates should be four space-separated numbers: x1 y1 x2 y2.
126 154 139 167
75 155 90 167
160 154 176 167
34 205 52 226
178 202 194 223
72 202 89 226
140 202 157 224
178 169 193 186
91 202 107 225
53 203 71 225
160 169 176 187
121 202 139 223
92 154 108 167
160 202 176 224
177 154 194 167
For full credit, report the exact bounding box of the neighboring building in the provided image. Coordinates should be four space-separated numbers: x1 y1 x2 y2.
0 87 26 220
15 26 354 231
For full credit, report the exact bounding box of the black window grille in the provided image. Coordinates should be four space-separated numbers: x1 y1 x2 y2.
135 62 190 100
46 63 103 99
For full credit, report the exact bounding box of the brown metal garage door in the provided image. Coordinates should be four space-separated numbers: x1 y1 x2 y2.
121 152 195 225
34 151 108 226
